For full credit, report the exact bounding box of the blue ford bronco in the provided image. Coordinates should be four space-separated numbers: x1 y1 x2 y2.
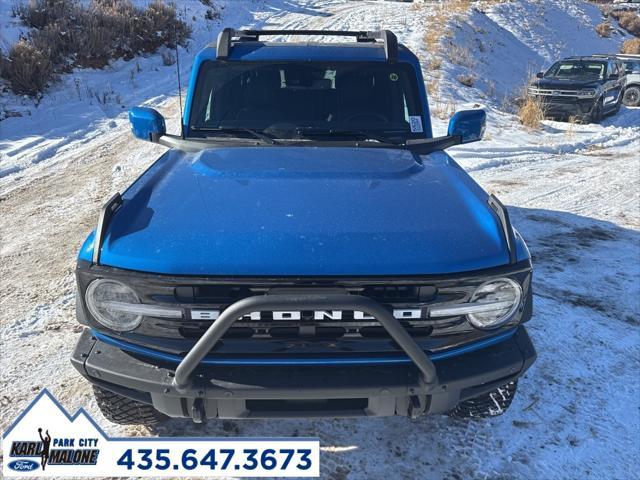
71 29 536 424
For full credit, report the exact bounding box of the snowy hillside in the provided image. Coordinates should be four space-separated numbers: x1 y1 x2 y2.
1 1 639 479
440 0 629 103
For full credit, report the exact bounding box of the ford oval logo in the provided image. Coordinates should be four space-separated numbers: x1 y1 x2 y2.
8 459 39 471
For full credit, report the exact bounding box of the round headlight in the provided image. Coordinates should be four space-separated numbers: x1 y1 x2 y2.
467 278 522 329
85 279 142 331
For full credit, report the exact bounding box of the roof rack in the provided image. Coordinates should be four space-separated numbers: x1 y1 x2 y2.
594 53 640 58
215 28 399 63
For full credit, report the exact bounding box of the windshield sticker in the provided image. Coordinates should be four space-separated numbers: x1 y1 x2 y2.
409 116 423 133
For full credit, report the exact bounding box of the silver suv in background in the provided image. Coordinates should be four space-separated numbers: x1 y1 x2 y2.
595 54 640 106
619 55 640 107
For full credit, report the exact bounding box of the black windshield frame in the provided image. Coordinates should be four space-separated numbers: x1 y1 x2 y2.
187 60 427 141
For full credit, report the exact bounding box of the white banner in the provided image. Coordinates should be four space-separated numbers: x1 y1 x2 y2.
2 390 319 477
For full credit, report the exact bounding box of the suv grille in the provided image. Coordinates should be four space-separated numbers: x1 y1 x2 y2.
171 283 467 341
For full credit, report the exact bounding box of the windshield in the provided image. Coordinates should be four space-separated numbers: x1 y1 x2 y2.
188 61 425 141
623 59 640 73
544 60 606 80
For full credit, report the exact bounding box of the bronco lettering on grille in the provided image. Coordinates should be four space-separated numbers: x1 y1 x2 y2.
190 309 424 320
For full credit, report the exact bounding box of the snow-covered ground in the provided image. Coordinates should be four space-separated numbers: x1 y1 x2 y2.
1 0 639 478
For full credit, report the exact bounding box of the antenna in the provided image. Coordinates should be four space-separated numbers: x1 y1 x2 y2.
174 11 185 139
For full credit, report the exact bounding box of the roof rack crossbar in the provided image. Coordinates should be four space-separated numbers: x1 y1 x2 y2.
216 28 398 62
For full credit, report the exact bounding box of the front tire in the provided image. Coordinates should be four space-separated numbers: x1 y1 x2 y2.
623 86 640 107
93 386 168 426
611 94 622 115
447 380 518 419
588 99 603 124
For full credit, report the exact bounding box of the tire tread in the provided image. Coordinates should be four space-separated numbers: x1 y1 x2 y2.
447 380 518 419
93 386 168 425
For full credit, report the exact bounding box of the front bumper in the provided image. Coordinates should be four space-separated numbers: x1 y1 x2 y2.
530 95 595 118
72 326 536 419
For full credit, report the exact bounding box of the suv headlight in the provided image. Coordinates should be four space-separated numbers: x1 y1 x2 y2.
467 278 522 328
85 279 182 331
576 89 596 97
429 278 523 329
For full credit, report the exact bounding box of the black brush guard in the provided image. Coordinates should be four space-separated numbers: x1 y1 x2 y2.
171 293 439 393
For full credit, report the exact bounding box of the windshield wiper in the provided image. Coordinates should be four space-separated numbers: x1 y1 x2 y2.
296 128 404 146
191 127 279 145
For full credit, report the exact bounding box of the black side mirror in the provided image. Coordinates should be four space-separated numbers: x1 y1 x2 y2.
609 73 619 80
536 72 544 78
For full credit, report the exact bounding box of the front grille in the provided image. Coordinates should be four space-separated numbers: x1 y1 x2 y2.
175 285 254 303
174 284 439 304
530 88 579 96
170 283 464 341
179 314 439 340
541 96 578 104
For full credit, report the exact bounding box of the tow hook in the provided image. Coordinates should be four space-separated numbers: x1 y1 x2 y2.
408 395 423 419
191 398 207 424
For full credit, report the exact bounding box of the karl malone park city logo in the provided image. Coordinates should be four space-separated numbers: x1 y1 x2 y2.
3 389 102 476
8 427 99 471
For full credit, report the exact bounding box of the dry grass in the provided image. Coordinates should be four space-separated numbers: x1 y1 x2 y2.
518 96 545 129
2 0 191 96
448 0 473 19
610 10 640 37
565 115 578 141
457 73 475 87
431 98 458 120
428 75 457 120
421 0 483 54
418 0 506 113
486 79 496 98
430 57 443 70
426 76 441 97
161 50 176 66
595 22 613 38
423 1 447 55
11 0 72 29
621 38 640 55
0 39 53 95
414 0 470 55
421 0 486 69
445 42 462 62
447 44 476 67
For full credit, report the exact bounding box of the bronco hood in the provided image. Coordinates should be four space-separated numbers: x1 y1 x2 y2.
81 147 513 275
